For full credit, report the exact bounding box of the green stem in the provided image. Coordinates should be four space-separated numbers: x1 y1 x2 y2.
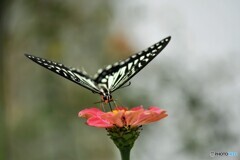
107 126 141 160
119 148 131 160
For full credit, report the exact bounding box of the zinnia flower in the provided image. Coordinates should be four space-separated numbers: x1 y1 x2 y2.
78 106 167 128
78 106 168 160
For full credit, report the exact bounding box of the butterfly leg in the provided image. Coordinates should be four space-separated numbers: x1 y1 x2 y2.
113 99 118 107
101 102 106 112
108 102 113 111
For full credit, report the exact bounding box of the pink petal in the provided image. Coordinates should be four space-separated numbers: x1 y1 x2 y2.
78 106 168 128
148 106 165 113
130 106 144 111
132 109 168 126
124 109 144 126
101 110 125 127
78 108 104 119
87 117 113 128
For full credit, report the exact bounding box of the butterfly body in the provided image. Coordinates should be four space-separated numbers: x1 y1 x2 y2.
25 36 171 103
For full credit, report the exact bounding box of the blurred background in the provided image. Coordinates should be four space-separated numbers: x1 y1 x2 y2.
0 0 239 160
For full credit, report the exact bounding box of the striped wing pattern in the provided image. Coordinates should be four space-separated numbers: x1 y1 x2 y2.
25 54 101 94
94 36 171 92
25 36 171 97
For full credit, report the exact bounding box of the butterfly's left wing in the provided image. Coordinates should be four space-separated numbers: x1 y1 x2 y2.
25 54 101 94
94 36 171 92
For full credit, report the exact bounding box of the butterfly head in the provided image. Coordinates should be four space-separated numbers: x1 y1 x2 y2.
101 93 113 103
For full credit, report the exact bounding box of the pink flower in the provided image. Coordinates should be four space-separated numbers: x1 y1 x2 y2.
78 106 168 128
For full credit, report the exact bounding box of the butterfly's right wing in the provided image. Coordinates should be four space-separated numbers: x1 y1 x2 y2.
25 54 101 94
94 36 171 93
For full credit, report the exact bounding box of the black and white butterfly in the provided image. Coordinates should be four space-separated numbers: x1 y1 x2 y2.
25 36 171 105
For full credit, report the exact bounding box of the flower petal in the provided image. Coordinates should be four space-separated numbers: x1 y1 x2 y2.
78 106 168 128
101 110 125 127
87 116 114 128
130 106 144 111
125 110 144 126
148 106 165 113
131 108 168 126
78 108 104 119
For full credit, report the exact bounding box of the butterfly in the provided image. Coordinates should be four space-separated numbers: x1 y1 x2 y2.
25 36 171 106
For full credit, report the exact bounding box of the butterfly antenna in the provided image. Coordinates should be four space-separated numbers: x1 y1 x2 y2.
94 101 102 104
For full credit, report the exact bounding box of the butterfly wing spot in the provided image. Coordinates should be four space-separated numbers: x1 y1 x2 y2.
97 69 103 74
43 63 48 66
120 61 125 65
108 76 114 88
125 58 130 62
137 52 142 56
156 43 160 46
37 60 42 63
113 62 119 66
101 78 107 83
152 49 157 53
128 62 133 69
47 65 54 69
144 58 149 62
62 68 67 72
138 62 142 67
157 46 162 49
106 65 112 70
165 38 169 42
140 56 145 60
131 55 137 58
146 53 151 57
62 72 68 77
150 46 155 49
55 66 61 70
67 70 75 76
134 59 139 65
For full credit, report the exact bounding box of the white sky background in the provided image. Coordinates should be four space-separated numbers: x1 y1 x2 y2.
111 1 240 160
